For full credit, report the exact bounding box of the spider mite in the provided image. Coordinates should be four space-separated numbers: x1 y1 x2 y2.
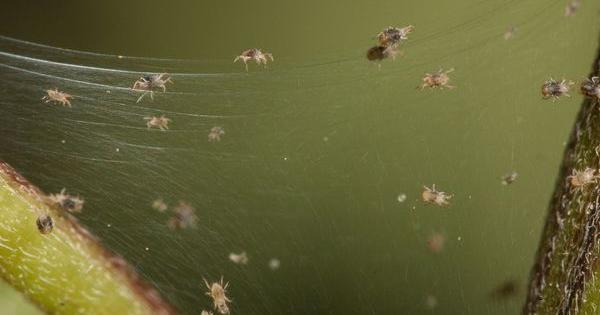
503 26 517 40
47 188 84 213
208 126 225 142
422 184 453 207
234 48 274 71
419 68 455 89
366 46 401 64
229 251 249 265
152 198 168 212
581 76 600 99
376 25 414 48
567 167 599 187
425 295 438 309
565 0 581 17
167 201 197 230
541 78 574 100
132 73 173 103
144 115 171 131
203 276 232 315
501 171 518 185
36 214 54 234
490 280 518 300
427 232 445 253
42 88 72 107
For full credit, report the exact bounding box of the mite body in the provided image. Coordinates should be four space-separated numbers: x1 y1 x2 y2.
168 201 197 230
42 88 72 107
419 68 455 89
501 172 519 185
47 189 84 213
376 25 414 48
132 73 172 102
581 76 600 99
234 48 273 71
229 252 248 265
567 167 599 187
144 115 171 131
204 277 232 314
422 185 452 207
366 45 400 62
541 78 574 100
208 127 225 142
36 215 54 234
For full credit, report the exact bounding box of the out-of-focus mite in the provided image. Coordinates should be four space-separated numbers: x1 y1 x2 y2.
47 188 84 213
168 201 197 230
501 172 518 185
152 198 168 212
565 0 581 17
490 280 518 300
366 46 401 62
427 232 445 253
208 126 225 142
269 258 281 270
503 26 517 40
144 115 171 131
229 252 249 265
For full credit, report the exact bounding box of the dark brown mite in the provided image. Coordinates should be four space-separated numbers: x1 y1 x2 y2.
366 46 387 61
490 280 518 300
581 76 599 98
36 214 54 234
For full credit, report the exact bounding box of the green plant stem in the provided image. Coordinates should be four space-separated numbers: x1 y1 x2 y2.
0 161 177 315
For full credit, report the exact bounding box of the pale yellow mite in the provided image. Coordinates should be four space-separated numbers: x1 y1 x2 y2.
144 115 171 131
422 184 453 207
208 126 225 142
419 68 455 89
204 276 232 315
229 252 248 265
42 88 72 107
234 48 274 71
567 167 599 187
152 198 168 212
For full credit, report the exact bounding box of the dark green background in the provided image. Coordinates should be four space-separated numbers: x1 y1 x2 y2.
0 0 599 314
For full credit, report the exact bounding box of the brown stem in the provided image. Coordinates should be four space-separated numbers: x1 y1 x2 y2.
524 43 600 314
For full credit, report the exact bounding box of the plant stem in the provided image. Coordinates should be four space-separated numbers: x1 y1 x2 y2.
0 161 177 315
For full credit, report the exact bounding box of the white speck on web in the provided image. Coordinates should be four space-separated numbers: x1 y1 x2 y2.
268 258 280 270
396 193 407 203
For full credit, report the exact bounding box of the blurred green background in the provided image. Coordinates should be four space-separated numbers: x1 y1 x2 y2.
0 0 599 314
